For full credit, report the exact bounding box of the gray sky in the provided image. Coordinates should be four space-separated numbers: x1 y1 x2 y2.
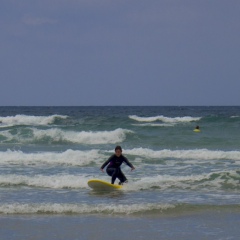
1 0 240 106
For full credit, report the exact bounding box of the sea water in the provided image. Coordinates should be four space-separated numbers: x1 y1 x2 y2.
0 106 240 239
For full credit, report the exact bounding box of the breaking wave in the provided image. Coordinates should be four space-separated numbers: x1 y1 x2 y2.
0 128 133 144
0 149 102 166
129 115 201 123
0 114 68 127
124 148 240 161
0 202 175 215
1 148 240 168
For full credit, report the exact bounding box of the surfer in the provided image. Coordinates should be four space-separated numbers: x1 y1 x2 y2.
194 125 201 132
100 145 135 185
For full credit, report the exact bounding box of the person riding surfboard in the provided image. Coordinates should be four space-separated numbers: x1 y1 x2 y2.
100 146 135 185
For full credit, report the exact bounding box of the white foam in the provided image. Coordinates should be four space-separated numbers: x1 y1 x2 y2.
0 149 103 166
2 148 240 168
0 128 133 144
1 169 237 192
30 128 132 144
125 170 238 192
0 174 90 189
129 115 201 123
0 114 67 127
124 148 240 161
126 174 207 191
132 123 175 127
0 202 175 214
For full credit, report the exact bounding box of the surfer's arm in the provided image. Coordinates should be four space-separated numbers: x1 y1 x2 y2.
123 156 135 170
100 155 113 170
100 161 108 171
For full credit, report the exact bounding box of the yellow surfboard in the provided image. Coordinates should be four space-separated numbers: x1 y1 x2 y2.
88 179 123 191
193 129 201 132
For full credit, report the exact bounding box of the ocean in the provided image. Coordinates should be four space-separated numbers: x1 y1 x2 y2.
0 106 240 240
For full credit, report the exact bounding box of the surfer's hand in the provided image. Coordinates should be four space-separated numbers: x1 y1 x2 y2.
131 167 135 171
100 168 104 172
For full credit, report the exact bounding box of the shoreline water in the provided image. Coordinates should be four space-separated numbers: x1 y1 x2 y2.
1 209 240 240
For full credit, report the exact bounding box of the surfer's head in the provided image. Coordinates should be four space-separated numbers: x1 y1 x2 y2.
115 145 122 157
115 146 122 152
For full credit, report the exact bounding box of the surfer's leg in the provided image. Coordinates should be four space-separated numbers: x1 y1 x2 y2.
111 168 120 184
118 168 127 184
106 168 114 177
106 168 119 184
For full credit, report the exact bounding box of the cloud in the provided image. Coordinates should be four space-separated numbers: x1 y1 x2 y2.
22 16 58 26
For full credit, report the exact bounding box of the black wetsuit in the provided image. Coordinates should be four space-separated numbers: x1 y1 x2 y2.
101 154 134 184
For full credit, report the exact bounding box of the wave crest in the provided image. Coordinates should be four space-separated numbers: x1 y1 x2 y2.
0 114 67 127
0 128 133 144
0 202 175 215
0 149 102 166
129 115 201 123
125 148 240 161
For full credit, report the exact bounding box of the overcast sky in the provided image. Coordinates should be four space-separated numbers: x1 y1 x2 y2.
1 0 240 106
